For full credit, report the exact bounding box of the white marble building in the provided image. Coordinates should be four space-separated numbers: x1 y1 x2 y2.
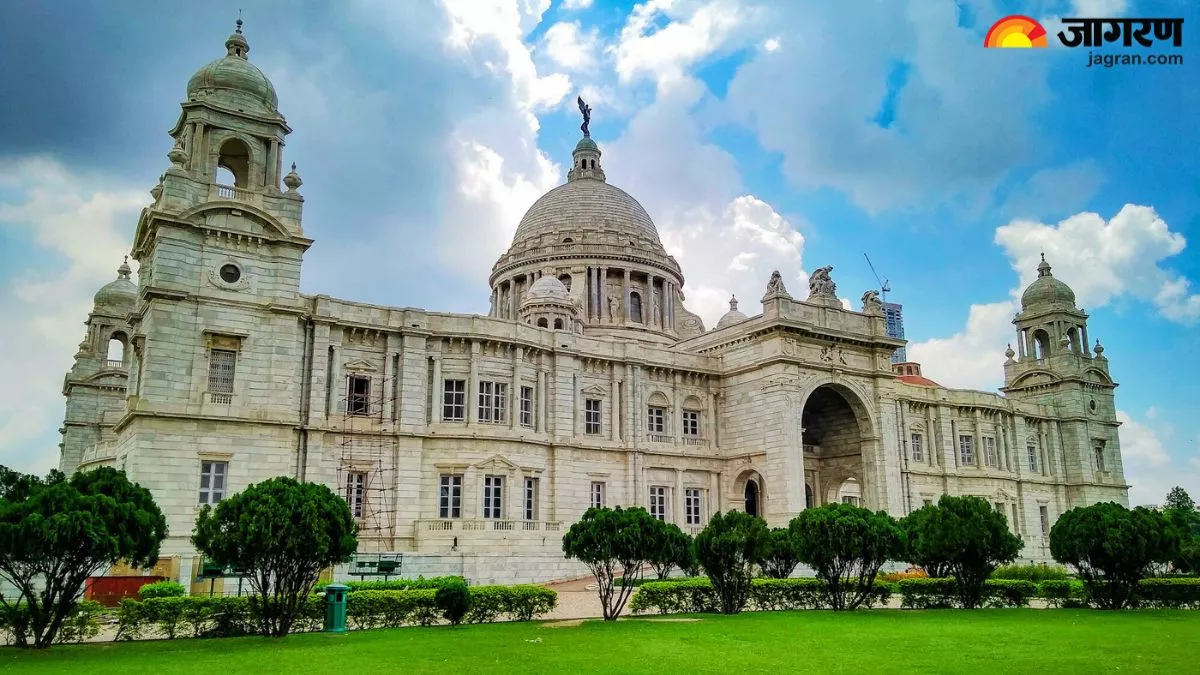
61 25 1128 585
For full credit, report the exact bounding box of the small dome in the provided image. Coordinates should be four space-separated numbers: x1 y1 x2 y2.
715 295 748 329
1020 254 1076 310
94 259 137 307
186 21 279 116
575 137 599 152
526 275 570 301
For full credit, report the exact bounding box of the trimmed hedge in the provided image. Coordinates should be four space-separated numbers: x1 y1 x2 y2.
991 563 1069 582
629 578 892 615
114 585 556 638
138 581 187 599
1037 580 1087 608
313 576 467 593
896 578 1037 609
0 600 103 646
1138 578 1200 609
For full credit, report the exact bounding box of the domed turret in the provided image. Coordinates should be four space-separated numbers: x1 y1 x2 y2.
518 269 580 331
93 258 137 308
526 274 570 302
186 19 280 117
1020 254 1076 310
715 296 748 329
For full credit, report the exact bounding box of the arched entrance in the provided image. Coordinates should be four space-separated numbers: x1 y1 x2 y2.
801 383 871 509
745 479 760 517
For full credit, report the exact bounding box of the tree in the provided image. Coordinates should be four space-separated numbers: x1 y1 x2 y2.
1051 502 1177 609
903 495 1022 608
1165 486 1196 513
562 506 660 620
791 503 902 609
191 476 357 637
760 527 802 579
647 521 694 580
694 511 769 614
899 506 951 578
0 466 167 648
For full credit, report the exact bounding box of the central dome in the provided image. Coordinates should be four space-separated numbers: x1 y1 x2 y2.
511 179 662 248
185 22 279 117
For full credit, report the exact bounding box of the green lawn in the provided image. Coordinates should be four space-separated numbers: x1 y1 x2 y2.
4 610 1199 674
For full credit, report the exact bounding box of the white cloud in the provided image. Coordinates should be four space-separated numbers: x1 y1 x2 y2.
540 21 602 71
910 204 1200 391
561 0 594 9
613 0 757 88
1117 409 1199 507
0 158 147 473
1071 0 1130 16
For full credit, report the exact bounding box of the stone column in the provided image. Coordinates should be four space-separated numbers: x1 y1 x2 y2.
430 355 442 422
671 372 682 445
623 269 631 324
467 341 479 425
1081 324 1090 356
609 363 619 441
599 267 609 323
708 472 720 523
382 336 395 422
674 469 685 525
536 368 546 432
632 365 644 445
192 122 207 174
266 140 279 189
648 274 658 327
510 347 522 430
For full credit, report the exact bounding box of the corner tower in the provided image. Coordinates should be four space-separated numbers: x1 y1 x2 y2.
1002 255 1127 504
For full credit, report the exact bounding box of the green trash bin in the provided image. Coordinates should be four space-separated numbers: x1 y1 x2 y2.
324 583 349 633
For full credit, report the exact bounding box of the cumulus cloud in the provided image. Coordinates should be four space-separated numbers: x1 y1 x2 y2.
561 0 594 9
613 0 758 87
911 204 1200 391
0 158 147 473
540 21 602 71
1117 409 1199 507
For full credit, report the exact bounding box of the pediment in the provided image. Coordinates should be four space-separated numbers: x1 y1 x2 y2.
343 359 377 373
474 454 518 472
581 385 608 398
1010 370 1061 388
83 371 128 385
1082 368 1113 385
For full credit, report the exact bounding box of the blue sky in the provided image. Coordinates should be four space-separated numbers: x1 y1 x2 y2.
0 0 1196 505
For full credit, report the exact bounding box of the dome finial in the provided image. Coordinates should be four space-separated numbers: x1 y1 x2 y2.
1037 252 1052 278
117 256 132 280
226 13 250 59
729 295 738 311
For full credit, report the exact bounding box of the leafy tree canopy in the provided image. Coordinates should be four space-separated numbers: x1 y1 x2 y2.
760 527 802 579
1050 501 1175 609
1164 486 1195 513
902 495 1022 608
647 520 694 580
562 506 660 620
191 476 357 636
0 466 166 648
791 503 902 609
695 510 769 614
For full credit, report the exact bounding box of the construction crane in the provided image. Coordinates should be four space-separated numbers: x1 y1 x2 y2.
863 253 891 303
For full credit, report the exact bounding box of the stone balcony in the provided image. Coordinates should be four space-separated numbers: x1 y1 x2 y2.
79 441 118 468
414 519 565 554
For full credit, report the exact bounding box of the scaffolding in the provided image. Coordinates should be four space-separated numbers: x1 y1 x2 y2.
332 359 402 554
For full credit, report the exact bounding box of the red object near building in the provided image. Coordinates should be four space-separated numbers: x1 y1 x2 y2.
84 576 164 607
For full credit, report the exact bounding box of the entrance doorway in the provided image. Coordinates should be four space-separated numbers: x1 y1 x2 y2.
745 479 760 518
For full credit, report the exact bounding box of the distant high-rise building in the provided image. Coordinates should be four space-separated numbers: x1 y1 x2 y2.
884 302 906 363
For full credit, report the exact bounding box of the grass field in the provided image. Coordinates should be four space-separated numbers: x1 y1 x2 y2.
4 610 1199 673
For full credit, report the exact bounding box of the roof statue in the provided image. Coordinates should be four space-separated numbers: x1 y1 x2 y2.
808 265 837 299
861 289 884 315
761 270 792 302
577 96 592 137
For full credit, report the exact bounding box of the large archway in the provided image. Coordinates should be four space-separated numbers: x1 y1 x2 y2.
801 384 870 509
733 469 765 518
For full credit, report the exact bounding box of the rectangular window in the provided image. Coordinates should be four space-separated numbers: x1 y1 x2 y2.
590 481 606 509
1027 444 1039 473
841 496 860 506
585 399 602 435
442 379 466 421
478 381 507 424
1094 446 1105 472
910 433 923 462
647 406 665 434
994 502 1004 515
483 475 504 519
347 375 371 416
1011 503 1020 534
199 461 227 505
523 477 538 521
519 386 534 427
923 499 933 508
959 435 974 465
207 349 236 394
344 471 366 518
1039 506 1050 535
439 474 462 519
682 411 700 437
983 437 997 467
649 486 667 521
685 488 703 525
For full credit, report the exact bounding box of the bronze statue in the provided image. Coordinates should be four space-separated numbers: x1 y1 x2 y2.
578 96 592 137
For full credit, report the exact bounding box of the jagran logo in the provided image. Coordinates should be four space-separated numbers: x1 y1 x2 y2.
984 15 1184 67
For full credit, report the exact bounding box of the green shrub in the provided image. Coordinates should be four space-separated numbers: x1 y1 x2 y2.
347 590 438 629
1036 580 1087 608
896 578 1036 609
629 578 891 615
0 600 102 647
791 503 903 610
435 579 471 625
991 563 1069 583
1137 578 1200 609
695 511 771 614
761 528 802 579
139 581 187 599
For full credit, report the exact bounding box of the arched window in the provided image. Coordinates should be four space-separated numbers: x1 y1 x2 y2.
744 480 759 518
558 274 572 292
536 318 548 328
553 318 564 330
805 483 814 509
106 334 126 365
1066 327 1080 354
629 292 643 323
1032 329 1050 359
217 137 251 187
